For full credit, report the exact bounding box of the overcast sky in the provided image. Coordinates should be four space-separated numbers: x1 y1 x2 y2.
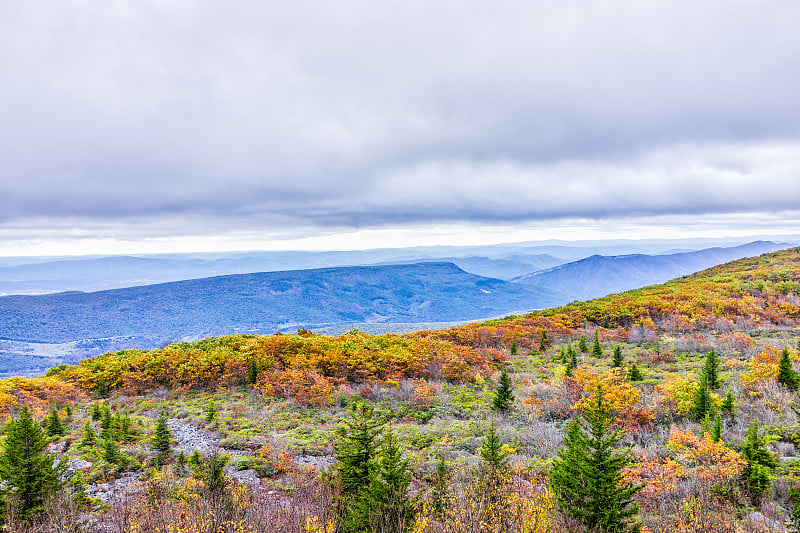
1 0 799 255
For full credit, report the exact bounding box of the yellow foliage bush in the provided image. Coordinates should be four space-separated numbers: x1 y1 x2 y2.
571 367 640 414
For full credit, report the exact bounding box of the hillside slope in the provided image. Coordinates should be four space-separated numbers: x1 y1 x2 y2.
511 240 785 301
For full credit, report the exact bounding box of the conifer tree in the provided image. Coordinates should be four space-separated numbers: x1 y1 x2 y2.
102 435 120 465
189 450 201 467
550 392 642 533
0 407 61 519
712 413 722 443
777 347 799 392
431 455 448 515
560 346 569 365
693 373 713 421
721 389 736 421
612 346 624 368
334 402 385 533
628 362 643 382
492 370 515 413
247 359 259 385
81 420 97 447
100 404 113 440
118 408 133 442
205 399 217 422
510 341 518 355
152 410 172 457
369 426 414 532
540 330 548 351
91 402 102 421
479 418 509 474
741 419 777 501
176 451 188 476
579 334 588 353
591 331 603 358
45 403 65 437
203 451 229 497
703 349 721 390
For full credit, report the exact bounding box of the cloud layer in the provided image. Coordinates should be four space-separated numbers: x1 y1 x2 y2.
1 0 799 245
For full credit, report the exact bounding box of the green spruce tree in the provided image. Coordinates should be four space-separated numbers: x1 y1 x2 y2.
721 389 736 421
579 334 588 353
431 455 448 516
510 341 518 355
247 359 259 385
492 370 515 413
612 346 624 368
102 435 120 465
205 399 217 422
0 407 61 519
711 413 722 443
540 330 548 351
740 419 777 501
628 362 643 382
591 331 603 358
703 349 721 390
45 403 65 437
693 373 713 421
550 392 643 533
91 402 102 421
80 420 97 447
334 402 385 533
151 410 172 458
777 347 799 392
369 426 414 532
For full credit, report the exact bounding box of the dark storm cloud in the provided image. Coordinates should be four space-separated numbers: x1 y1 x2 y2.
1 0 799 234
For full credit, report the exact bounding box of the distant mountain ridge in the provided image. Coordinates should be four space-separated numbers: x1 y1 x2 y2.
511 240 785 301
0 262 563 374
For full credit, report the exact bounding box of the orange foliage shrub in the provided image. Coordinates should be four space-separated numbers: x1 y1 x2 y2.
666 427 746 485
0 376 88 417
741 345 799 390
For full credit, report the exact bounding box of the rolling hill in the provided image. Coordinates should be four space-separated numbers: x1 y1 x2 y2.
511 240 785 302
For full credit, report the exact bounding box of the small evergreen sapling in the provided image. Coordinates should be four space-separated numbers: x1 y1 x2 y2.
45 403 65 437
579 334 588 353
693 373 713 421
478 418 509 514
0 407 61 519
539 330 548 351
152 410 172 457
550 392 643 533
369 426 414 531
612 346 624 368
721 389 736 421
591 331 603 358
431 455 448 515
628 362 643 382
492 370 515 413
102 435 120 465
777 347 799 392
247 359 259 385
703 349 721 390
81 420 97 447
741 419 777 501
205 399 217 422
711 413 722 443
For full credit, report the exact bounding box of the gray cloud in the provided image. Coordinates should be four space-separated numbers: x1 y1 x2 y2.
1 0 799 238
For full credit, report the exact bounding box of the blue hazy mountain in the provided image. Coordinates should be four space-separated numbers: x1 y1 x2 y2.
3 237 787 296
512 241 786 302
0 262 563 374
